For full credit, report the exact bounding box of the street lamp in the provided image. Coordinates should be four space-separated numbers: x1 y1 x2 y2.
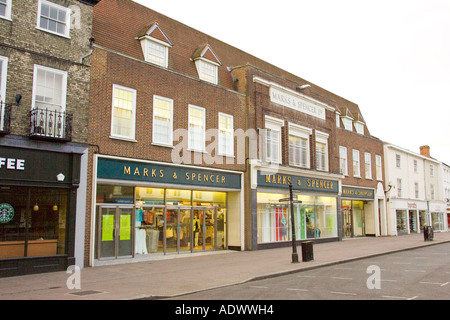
279 182 302 263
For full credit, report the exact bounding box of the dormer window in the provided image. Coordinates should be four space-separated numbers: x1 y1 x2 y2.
354 121 364 135
192 45 222 85
138 23 173 68
340 107 354 132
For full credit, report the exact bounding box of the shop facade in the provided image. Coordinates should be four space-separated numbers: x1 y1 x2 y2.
91 156 243 265
252 168 341 249
0 141 86 277
341 186 375 237
388 199 428 235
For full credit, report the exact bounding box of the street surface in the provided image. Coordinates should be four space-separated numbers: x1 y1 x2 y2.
164 242 450 300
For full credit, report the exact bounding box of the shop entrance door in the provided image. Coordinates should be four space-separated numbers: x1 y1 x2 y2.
97 206 133 260
193 207 216 251
342 208 352 238
164 207 192 254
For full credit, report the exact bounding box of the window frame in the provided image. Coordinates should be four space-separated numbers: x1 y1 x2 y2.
264 116 284 164
140 37 170 68
352 149 361 178
36 0 71 38
0 55 7 103
339 146 348 176
288 123 311 169
0 0 12 21
364 152 372 179
188 104 206 152
110 84 137 141
315 131 329 172
375 155 383 181
152 95 173 147
31 64 68 112
218 112 234 157
195 58 219 85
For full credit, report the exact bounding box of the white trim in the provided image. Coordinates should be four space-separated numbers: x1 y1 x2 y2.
188 104 206 152
152 95 173 147
31 64 68 112
139 37 170 68
264 115 283 164
0 55 7 103
195 59 219 85
110 84 137 141
36 0 71 38
218 112 234 157
0 0 12 21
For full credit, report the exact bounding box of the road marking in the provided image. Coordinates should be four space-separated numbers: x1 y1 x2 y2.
404 270 426 273
441 282 449 287
332 277 353 280
249 286 268 289
394 262 412 265
382 295 417 300
333 267 353 270
330 291 357 296
420 281 449 287
286 288 309 292
298 275 316 278
380 279 397 282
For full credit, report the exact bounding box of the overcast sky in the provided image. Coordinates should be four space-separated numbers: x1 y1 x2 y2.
134 0 450 165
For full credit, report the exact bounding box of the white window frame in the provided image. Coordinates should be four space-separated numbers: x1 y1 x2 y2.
218 112 234 157
339 146 348 176
430 164 434 177
264 116 283 164
414 159 418 173
315 131 329 172
352 149 361 177
0 55 7 103
364 152 372 179
110 84 137 141
0 0 12 21
32 64 67 112
396 154 401 168
342 117 353 131
36 0 71 38
397 178 402 198
415 182 419 199
288 123 311 169
188 105 206 152
140 37 170 68
375 155 383 181
152 95 173 147
354 121 364 135
195 58 219 85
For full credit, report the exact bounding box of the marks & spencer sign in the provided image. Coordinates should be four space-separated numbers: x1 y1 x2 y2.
97 157 241 190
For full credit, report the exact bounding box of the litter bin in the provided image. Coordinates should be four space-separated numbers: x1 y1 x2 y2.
301 241 314 262
423 226 434 241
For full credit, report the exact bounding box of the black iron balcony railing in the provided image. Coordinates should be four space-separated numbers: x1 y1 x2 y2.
30 106 73 142
0 101 12 136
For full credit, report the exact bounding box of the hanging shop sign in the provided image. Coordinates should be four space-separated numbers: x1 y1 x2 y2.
257 171 338 193
341 186 375 200
97 157 241 190
0 203 14 224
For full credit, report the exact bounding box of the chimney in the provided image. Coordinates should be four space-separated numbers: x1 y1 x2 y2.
420 145 430 158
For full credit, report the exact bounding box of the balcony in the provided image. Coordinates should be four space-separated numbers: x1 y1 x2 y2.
0 102 12 136
29 105 73 142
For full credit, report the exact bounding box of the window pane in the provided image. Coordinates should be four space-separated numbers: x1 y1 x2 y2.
112 87 134 138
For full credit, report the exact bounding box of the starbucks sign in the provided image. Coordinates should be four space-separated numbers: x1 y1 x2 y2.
0 203 14 224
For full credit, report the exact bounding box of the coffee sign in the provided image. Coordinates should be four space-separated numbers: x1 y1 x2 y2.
0 203 14 224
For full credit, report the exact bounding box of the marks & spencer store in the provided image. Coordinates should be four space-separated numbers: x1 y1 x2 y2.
91 156 244 265
252 169 342 249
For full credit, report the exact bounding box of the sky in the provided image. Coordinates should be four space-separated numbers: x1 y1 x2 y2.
134 0 450 165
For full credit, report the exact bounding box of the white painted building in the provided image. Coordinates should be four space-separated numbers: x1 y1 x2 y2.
440 162 450 231
383 144 446 235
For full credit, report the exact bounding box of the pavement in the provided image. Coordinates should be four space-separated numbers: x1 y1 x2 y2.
0 232 449 300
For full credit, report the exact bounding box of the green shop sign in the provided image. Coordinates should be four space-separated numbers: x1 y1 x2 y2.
257 171 338 193
97 158 241 190
341 186 375 200
0 203 14 224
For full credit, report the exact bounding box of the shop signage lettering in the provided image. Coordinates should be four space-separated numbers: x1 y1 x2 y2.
0 203 14 224
342 186 375 200
0 157 25 171
407 202 417 209
270 87 326 120
258 171 338 193
97 158 241 189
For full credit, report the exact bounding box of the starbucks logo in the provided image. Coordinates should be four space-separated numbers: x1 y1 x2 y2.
0 203 14 224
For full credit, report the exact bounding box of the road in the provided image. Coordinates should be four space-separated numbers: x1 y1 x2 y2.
164 242 450 300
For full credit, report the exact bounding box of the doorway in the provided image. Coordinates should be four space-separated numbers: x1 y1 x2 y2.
97 206 133 259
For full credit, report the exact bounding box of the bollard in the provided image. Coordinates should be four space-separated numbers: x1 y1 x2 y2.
423 226 434 241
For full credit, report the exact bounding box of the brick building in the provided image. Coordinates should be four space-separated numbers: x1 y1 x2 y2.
85 0 387 267
0 0 100 277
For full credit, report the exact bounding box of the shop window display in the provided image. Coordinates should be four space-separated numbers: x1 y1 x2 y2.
257 193 337 244
0 187 68 259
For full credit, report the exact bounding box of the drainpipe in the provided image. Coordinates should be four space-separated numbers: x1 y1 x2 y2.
80 37 95 64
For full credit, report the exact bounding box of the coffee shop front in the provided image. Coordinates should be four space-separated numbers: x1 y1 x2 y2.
91 155 244 266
